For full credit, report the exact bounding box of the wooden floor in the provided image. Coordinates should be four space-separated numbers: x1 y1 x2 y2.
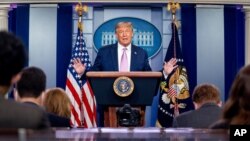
0 127 229 141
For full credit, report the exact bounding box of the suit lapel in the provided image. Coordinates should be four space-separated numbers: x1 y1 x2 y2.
111 44 118 71
130 45 137 71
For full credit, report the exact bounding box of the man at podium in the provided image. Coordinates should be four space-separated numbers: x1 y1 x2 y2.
72 21 178 126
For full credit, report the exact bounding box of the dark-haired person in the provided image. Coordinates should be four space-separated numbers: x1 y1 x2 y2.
0 31 48 129
16 67 70 127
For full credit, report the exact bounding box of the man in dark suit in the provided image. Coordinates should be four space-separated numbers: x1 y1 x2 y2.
72 21 178 126
0 31 49 129
73 21 177 73
172 83 222 128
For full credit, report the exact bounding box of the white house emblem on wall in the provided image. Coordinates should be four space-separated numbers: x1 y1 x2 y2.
101 29 154 47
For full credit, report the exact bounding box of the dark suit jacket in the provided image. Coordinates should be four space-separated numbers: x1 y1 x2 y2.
24 102 70 127
0 97 50 129
172 103 222 128
91 43 152 71
47 113 71 127
209 119 230 129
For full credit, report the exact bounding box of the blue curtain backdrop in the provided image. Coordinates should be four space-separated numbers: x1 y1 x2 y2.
8 7 16 34
181 4 197 99
8 4 29 61
56 4 73 89
8 4 29 99
224 5 245 100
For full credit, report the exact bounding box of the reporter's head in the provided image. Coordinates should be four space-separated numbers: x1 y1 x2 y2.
0 31 27 90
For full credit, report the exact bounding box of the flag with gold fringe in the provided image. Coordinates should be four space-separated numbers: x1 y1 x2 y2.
156 22 192 127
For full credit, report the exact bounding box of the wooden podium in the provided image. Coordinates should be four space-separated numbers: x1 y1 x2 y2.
86 71 162 127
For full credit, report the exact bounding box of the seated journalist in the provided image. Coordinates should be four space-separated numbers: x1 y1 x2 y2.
16 67 70 127
0 31 48 129
172 83 222 128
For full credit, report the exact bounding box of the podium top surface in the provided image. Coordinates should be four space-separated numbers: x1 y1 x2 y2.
86 71 162 78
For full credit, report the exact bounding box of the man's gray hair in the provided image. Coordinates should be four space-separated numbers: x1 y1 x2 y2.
115 21 133 32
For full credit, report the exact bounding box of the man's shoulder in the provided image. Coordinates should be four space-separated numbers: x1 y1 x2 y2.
199 103 222 112
131 45 147 55
132 44 143 50
103 43 117 49
0 99 49 129
99 44 116 52
175 110 195 120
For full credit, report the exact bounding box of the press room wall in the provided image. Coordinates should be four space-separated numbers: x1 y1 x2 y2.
29 4 57 89
196 5 225 101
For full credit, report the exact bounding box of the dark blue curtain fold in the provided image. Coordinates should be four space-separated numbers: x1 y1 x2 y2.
224 5 245 100
181 4 197 98
8 4 29 60
56 4 73 89
8 8 16 34
8 4 29 99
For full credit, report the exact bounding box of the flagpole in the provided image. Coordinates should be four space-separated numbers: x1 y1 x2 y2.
75 2 88 127
167 0 180 117
66 2 96 128
167 0 180 59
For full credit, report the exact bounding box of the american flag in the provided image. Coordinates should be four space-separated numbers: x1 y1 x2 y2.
65 27 97 128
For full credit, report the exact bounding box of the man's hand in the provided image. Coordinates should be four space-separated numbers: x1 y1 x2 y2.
72 58 86 76
163 58 178 75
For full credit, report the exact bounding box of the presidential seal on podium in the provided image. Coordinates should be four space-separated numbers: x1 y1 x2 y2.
113 76 134 97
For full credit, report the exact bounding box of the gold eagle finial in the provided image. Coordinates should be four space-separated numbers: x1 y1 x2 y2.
75 3 88 31
167 0 180 28
167 0 180 21
75 2 88 16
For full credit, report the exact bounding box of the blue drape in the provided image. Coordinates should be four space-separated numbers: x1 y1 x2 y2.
224 5 245 100
181 4 197 101
56 4 73 89
8 4 29 99
8 4 29 61
8 8 16 34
